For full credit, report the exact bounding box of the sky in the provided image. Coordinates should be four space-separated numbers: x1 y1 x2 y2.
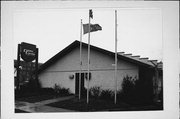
13 8 163 63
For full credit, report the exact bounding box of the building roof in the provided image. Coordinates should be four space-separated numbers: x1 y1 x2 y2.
38 40 161 74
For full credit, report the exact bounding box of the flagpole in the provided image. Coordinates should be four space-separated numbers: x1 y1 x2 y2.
79 19 83 100
87 10 91 104
114 10 118 104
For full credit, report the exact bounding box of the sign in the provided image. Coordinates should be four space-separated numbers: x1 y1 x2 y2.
21 42 36 62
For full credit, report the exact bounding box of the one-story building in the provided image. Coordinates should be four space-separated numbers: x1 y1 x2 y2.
38 40 163 99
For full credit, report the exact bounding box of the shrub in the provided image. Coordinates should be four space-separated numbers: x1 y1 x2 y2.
121 75 136 102
15 78 41 98
100 89 114 101
39 88 55 95
117 90 124 101
89 86 101 99
81 88 87 97
53 84 70 96
26 79 41 91
134 77 154 104
59 87 70 95
120 75 154 105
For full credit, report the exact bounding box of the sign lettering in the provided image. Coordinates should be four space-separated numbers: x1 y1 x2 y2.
23 49 35 56
21 42 36 62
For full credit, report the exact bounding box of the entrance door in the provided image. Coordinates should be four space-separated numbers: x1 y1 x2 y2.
75 73 85 96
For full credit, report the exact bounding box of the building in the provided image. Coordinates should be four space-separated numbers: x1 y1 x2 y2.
38 40 163 99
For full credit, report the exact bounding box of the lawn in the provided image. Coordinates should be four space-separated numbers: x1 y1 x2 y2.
47 97 163 112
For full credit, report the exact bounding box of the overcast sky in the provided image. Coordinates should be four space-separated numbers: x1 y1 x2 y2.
13 7 163 63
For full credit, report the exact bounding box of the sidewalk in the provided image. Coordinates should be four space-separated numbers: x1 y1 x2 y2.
15 95 75 112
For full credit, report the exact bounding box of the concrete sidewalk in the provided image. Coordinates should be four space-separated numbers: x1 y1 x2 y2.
15 95 75 112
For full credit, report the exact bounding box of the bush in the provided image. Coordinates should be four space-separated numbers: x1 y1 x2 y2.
117 90 124 101
89 86 101 99
39 88 55 95
120 75 154 105
81 88 87 97
100 89 114 101
26 79 41 91
53 84 70 96
135 77 154 104
15 79 41 98
82 86 114 101
121 75 136 102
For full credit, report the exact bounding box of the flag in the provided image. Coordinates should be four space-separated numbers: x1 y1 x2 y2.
83 24 102 34
89 9 93 19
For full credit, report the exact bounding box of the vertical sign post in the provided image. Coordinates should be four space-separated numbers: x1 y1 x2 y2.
79 19 83 100
87 9 92 104
114 10 118 104
35 48 39 88
16 44 20 91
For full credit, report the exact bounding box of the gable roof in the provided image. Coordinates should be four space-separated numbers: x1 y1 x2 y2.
38 40 159 74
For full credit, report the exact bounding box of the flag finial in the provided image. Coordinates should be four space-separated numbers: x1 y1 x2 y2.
89 9 93 19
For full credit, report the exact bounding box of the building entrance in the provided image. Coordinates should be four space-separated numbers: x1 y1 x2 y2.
75 73 85 97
